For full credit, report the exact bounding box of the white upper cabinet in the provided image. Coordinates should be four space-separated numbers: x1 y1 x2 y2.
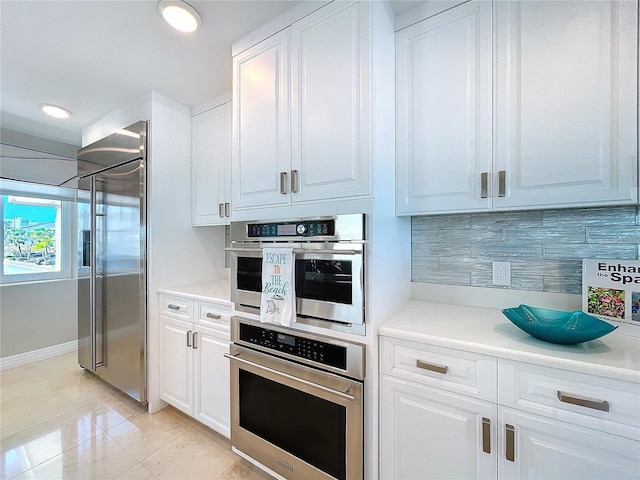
396 0 492 215
232 29 291 210
396 0 638 215
290 1 370 203
494 0 638 209
192 101 232 225
232 1 372 214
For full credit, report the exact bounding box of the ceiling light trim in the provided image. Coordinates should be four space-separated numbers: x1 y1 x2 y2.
41 104 72 119
158 0 202 33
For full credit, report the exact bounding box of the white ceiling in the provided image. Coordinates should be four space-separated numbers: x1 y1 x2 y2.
0 0 422 146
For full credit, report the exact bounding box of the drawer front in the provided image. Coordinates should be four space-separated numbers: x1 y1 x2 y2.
197 301 231 331
161 295 193 320
499 359 640 438
380 336 497 401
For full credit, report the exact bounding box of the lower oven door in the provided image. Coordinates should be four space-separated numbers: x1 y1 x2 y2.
226 344 363 480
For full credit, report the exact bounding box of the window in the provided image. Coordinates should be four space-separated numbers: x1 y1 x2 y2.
1 180 73 283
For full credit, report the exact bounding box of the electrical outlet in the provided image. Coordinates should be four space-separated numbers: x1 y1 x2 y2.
492 261 511 286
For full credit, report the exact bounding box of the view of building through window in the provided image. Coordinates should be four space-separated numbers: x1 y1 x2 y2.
2 195 62 276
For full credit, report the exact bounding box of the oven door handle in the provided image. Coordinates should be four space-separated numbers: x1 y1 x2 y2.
224 352 357 402
227 248 362 255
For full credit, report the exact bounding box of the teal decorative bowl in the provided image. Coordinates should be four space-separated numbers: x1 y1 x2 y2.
502 304 617 345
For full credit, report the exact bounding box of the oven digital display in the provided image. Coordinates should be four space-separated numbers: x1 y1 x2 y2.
277 333 295 346
277 224 297 236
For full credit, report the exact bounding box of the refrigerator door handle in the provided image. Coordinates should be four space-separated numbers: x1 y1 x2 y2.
91 176 105 370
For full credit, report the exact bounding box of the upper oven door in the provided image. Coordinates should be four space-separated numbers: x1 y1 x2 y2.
229 245 364 326
230 248 263 312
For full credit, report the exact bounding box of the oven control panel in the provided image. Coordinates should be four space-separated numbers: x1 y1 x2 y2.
246 219 335 238
238 323 347 370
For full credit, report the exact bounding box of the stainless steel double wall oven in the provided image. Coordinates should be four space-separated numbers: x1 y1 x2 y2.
228 214 366 480
229 213 365 335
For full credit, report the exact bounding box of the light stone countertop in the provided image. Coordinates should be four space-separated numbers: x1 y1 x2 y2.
157 279 231 306
379 300 640 384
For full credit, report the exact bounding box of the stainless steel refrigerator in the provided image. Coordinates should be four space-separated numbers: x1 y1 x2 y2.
76 121 148 403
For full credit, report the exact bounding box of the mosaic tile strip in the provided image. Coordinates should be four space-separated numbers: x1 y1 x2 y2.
412 206 640 294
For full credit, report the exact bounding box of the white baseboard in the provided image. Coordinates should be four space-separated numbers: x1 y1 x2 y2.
0 340 78 371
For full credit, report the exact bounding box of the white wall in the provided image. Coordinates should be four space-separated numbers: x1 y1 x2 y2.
0 131 79 360
0 279 77 358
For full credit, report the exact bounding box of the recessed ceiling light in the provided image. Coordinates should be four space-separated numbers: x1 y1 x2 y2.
41 104 71 119
158 0 202 33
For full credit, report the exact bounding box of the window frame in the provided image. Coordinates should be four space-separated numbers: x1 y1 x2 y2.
0 180 75 284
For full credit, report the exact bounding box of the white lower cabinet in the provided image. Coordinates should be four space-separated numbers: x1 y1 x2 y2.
380 375 497 480
380 336 640 480
380 336 498 480
193 325 230 435
160 315 194 413
497 359 640 480
499 407 640 480
159 294 231 438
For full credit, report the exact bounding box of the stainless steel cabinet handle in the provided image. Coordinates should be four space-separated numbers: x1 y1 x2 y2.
557 391 610 412
192 332 198 349
505 424 515 462
280 171 288 195
498 170 507 197
186 330 192 347
224 202 230 217
224 353 356 401
416 359 448 375
167 304 180 311
480 172 488 198
206 312 221 320
219 203 224 218
278 460 294 472
482 417 491 454
291 169 299 193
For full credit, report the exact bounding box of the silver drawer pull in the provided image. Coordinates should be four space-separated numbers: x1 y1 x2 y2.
167 304 180 311
480 172 488 198
192 332 198 349
557 391 610 412
416 359 448 375
498 170 507 197
206 312 221 320
482 417 491 454
280 171 288 194
219 203 224 218
186 330 192 347
505 424 515 462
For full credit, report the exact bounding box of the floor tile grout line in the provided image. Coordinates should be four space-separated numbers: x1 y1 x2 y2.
104 415 192 465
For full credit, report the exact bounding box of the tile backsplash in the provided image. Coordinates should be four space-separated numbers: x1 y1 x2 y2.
412 206 640 294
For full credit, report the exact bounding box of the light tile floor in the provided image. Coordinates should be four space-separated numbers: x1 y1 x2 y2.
0 353 273 480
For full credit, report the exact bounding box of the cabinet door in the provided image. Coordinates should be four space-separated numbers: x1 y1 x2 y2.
499 407 640 480
193 326 230 438
192 102 231 226
494 0 638 210
290 1 370 203
159 316 193 415
232 29 291 210
380 375 497 480
396 0 492 215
